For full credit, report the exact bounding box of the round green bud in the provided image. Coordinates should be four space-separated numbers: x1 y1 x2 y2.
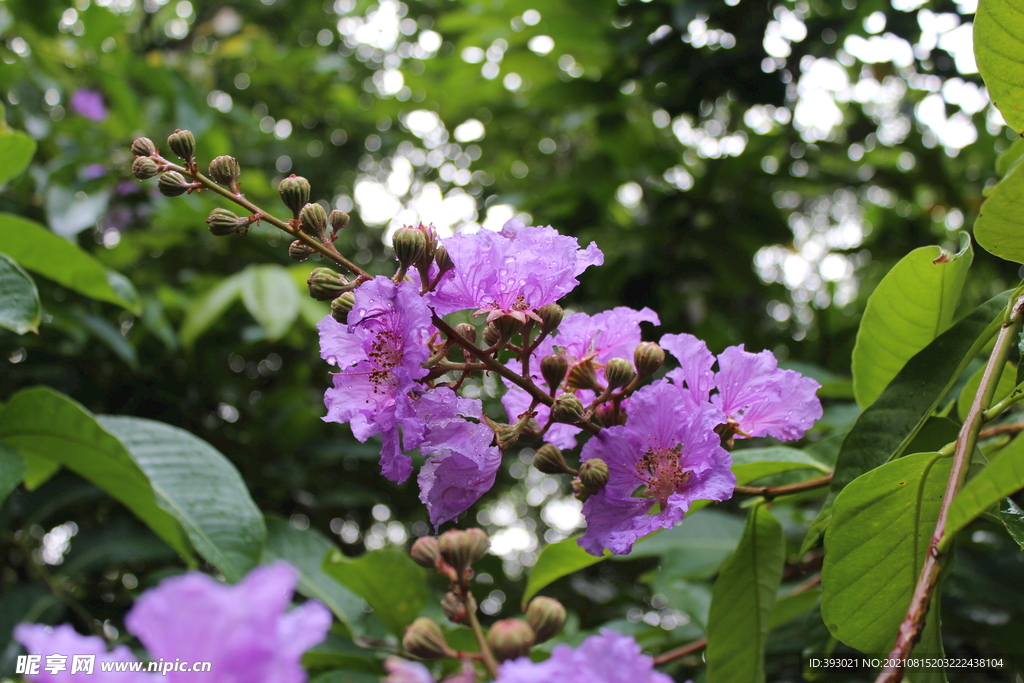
402 618 451 661
438 527 489 574
393 226 428 269
634 341 665 379
288 240 315 262
486 619 535 662
551 392 585 424
206 208 244 236
307 267 349 301
300 202 328 235
454 323 477 344
490 314 523 343
483 323 502 348
132 156 160 180
157 171 191 197
167 129 195 162
329 209 350 232
278 175 311 217
434 243 454 275
208 155 240 188
330 291 356 323
525 597 567 644
578 458 609 491
604 357 636 390
566 360 601 392
535 303 563 332
410 536 442 569
540 355 568 391
533 444 571 475
131 136 156 157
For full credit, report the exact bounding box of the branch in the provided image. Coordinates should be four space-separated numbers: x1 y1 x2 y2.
874 294 1024 683
652 637 707 666
978 419 1024 440
734 473 832 500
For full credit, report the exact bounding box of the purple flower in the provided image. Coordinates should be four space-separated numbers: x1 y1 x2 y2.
383 657 435 683
414 388 501 528
660 333 716 410
15 563 331 683
495 630 672 683
429 219 603 320
319 277 433 483
577 382 734 556
70 89 108 122
502 307 659 449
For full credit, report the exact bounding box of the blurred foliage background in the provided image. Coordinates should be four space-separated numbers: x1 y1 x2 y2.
1 0 1022 681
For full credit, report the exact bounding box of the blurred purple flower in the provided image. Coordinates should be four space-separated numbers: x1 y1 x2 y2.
578 381 734 556
383 657 435 683
15 562 330 683
429 219 603 320
495 630 673 683
70 89 107 122
318 276 433 483
80 163 107 180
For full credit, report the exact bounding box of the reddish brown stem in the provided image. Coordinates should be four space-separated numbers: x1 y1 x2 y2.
734 473 832 500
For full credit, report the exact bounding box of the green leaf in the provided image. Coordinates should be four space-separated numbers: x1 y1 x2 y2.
20 453 60 490
522 537 609 607
98 415 265 582
302 631 383 674
179 272 246 348
706 505 785 683
974 156 1024 263
996 497 1024 549
322 547 428 636
0 131 36 186
769 587 822 631
995 137 1024 176
957 361 1017 421
730 446 832 483
0 253 40 334
852 238 972 409
804 291 1009 554
821 451 951 653
625 509 745 581
0 439 25 507
975 0 1024 134
942 433 1024 550
0 213 139 312
261 515 364 633
241 264 300 340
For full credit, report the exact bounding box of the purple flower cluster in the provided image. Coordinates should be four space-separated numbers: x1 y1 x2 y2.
15 563 330 683
496 630 674 683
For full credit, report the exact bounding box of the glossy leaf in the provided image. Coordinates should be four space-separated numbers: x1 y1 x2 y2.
942 433 1024 550
261 515 364 633
0 213 139 312
0 130 36 186
0 253 40 334
706 505 785 683
997 498 1024 549
179 272 245 348
322 547 428 637
241 264 301 340
804 291 1009 553
821 451 951 653
522 537 610 607
976 0 1024 134
852 237 972 409
0 439 24 507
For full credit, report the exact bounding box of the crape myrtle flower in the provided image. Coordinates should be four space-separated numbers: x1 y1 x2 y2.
318 276 433 483
15 562 331 683
495 630 673 683
428 218 603 321
578 381 734 556
382 657 477 683
70 88 108 121
661 333 822 441
501 307 659 449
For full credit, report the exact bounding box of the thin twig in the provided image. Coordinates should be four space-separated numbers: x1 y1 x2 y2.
978 420 1024 440
734 473 833 500
653 637 707 665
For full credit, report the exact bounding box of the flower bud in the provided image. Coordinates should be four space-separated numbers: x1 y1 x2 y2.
540 355 567 391
604 357 636 390
402 618 452 661
132 156 160 180
567 360 603 392
525 597 567 644
578 458 609 492
131 136 156 157
329 209 350 232
595 402 626 427
289 240 315 262
551 393 585 424
533 444 571 475
206 208 245 236
486 619 535 662
410 536 442 569
572 477 592 502
454 323 477 344
490 314 523 344
441 591 467 624
634 341 665 379
482 323 501 347
278 175 311 216
300 202 328 235
434 244 454 276
331 292 356 323
535 303 563 332
167 129 195 162
308 267 350 301
208 155 240 189
438 528 489 574
157 171 191 197
393 226 428 270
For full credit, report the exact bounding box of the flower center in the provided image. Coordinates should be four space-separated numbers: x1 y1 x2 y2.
367 328 402 393
635 445 692 505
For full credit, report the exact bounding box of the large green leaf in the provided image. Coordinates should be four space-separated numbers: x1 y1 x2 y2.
242 264 301 340
179 272 246 348
975 0 1024 134
322 547 428 637
852 238 972 409
804 291 1009 553
943 433 1024 551
730 446 832 483
0 130 36 186
99 415 265 582
0 253 40 334
768 587 822 631
974 159 1024 263
0 439 25 507
261 515 364 633
521 537 609 607
0 213 139 312
625 509 745 580
821 452 951 653
705 505 785 683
